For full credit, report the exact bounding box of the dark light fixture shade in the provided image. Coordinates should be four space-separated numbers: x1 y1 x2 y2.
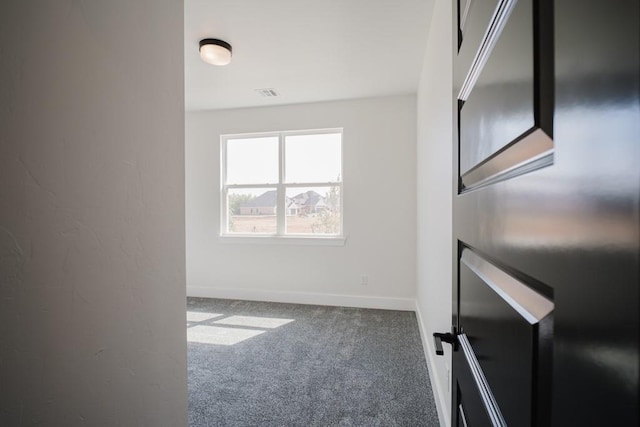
199 38 232 66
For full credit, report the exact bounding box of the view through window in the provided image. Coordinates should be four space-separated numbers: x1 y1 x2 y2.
221 129 342 237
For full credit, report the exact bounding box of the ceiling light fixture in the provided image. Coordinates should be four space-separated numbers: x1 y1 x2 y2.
199 38 232 66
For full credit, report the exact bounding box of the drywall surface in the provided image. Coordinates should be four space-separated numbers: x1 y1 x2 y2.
186 96 416 309
0 1 187 425
416 1 454 425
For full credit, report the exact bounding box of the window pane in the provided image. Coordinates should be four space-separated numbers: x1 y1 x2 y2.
285 133 341 183
227 188 277 234
226 137 279 184
285 186 341 235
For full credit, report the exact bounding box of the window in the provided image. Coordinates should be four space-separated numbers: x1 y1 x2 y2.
221 129 343 240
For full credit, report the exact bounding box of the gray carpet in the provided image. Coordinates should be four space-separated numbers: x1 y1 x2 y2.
187 297 439 426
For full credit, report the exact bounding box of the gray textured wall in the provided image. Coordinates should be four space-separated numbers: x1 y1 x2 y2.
0 1 187 424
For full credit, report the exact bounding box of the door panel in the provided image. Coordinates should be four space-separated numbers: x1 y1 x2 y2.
457 0 500 56
450 0 639 426
460 0 535 175
459 248 553 427
460 128 553 190
455 358 497 427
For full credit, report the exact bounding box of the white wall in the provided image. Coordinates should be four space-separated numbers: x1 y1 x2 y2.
0 1 187 425
415 1 454 426
186 96 416 310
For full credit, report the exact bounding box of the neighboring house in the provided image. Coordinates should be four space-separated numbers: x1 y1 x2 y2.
286 201 301 216
289 190 326 215
238 190 277 215
315 197 328 212
238 190 332 216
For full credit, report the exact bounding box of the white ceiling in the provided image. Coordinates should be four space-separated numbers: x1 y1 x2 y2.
185 0 432 111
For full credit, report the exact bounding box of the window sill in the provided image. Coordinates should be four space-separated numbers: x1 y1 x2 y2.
219 235 347 246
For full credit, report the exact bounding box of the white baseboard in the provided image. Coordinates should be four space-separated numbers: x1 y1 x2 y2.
186 286 415 311
415 302 451 427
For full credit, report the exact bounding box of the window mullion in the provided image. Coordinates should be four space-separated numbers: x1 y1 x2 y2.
277 133 286 235
278 181 342 188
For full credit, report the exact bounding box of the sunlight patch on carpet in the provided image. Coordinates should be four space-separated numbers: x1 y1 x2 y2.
214 315 295 329
188 325 265 345
187 311 224 322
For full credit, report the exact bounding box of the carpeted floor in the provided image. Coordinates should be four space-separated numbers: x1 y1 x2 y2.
187 297 439 426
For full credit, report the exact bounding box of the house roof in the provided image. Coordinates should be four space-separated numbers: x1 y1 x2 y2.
292 191 323 207
242 190 326 209
242 190 277 208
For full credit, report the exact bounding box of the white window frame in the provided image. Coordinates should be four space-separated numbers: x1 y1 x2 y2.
220 128 345 245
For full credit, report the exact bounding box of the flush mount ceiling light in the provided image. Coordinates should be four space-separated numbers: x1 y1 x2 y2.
199 38 232 66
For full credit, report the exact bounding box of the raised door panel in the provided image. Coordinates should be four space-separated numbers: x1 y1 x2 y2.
459 0 535 176
456 0 554 193
455 366 494 427
459 248 553 426
457 0 500 61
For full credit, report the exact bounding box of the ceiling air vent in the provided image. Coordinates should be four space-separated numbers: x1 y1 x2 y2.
255 88 279 97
